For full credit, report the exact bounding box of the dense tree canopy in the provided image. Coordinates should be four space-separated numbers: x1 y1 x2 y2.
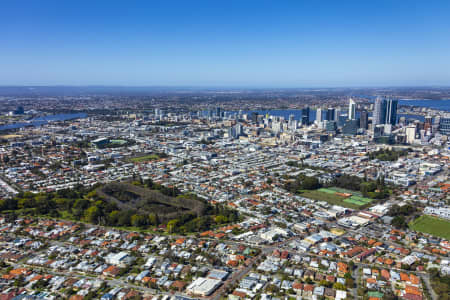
368 148 410 161
0 182 239 233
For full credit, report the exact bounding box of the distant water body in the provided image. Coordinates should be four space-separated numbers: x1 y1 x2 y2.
0 112 87 131
398 99 450 111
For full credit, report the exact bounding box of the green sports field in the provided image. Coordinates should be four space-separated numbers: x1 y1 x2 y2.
130 154 161 162
318 187 373 206
300 187 374 209
409 215 450 240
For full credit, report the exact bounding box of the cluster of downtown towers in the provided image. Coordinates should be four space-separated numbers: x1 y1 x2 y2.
302 97 398 131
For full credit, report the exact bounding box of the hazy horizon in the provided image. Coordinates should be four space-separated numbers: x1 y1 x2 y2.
1 1 450 86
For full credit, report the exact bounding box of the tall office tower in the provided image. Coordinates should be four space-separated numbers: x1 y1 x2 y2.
338 115 347 128
406 126 417 143
235 123 243 136
360 110 369 129
326 108 335 121
385 98 398 125
250 112 259 123
424 116 433 132
342 119 359 135
215 107 221 118
334 108 341 121
439 115 450 135
373 96 386 126
289 114 295 122
316 108 323 123
302 107 310 125
290 120 298 130
348 98 356 120
325 120 337 133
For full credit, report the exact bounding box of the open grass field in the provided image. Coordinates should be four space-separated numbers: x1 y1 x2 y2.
130 154 160 163
300 189 360 209
300 187 374 209
110 139 127 145
409 215 450 240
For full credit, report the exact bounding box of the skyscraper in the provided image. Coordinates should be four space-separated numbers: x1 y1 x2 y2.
338 114 347 128
424 116 433 132
250 112 259 123
302 107 310 125
215 107 222 118
235 123 243 136
334 108 341 121
439 115 450 135
385 98 398 125
373 96 386 126
316 108 323 123
342 119 359 135
326 108 335 121
348 98 356 120
360 110 368 129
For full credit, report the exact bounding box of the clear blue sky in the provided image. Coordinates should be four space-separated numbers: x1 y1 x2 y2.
1 0 450 87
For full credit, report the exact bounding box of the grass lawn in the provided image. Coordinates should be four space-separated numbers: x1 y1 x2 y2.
409 215 450 240
130 154 160 163
110 139 127 145
344 196 373 206
300 189 362 209
300 187 374 209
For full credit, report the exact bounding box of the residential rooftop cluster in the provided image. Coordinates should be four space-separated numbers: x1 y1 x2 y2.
0 94 449 299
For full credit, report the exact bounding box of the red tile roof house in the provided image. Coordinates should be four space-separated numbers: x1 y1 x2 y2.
303 284 314 297
103 265 121 277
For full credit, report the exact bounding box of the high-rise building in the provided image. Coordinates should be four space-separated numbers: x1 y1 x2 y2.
360 110 368 129
326 108 335 121
406 125 417 143
215 107 222 118
348 98 356 120
235 123 243 136
373 97 386 126
338 115 347 128
342 119 359 135
14 106 24 115
250 112 259 123
325 120 337 133
439 115 450 135
334 108 341 121
385 98 398 125
302 107 310 125
424 116 433 132
289 120 298 130
316 108 323 123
